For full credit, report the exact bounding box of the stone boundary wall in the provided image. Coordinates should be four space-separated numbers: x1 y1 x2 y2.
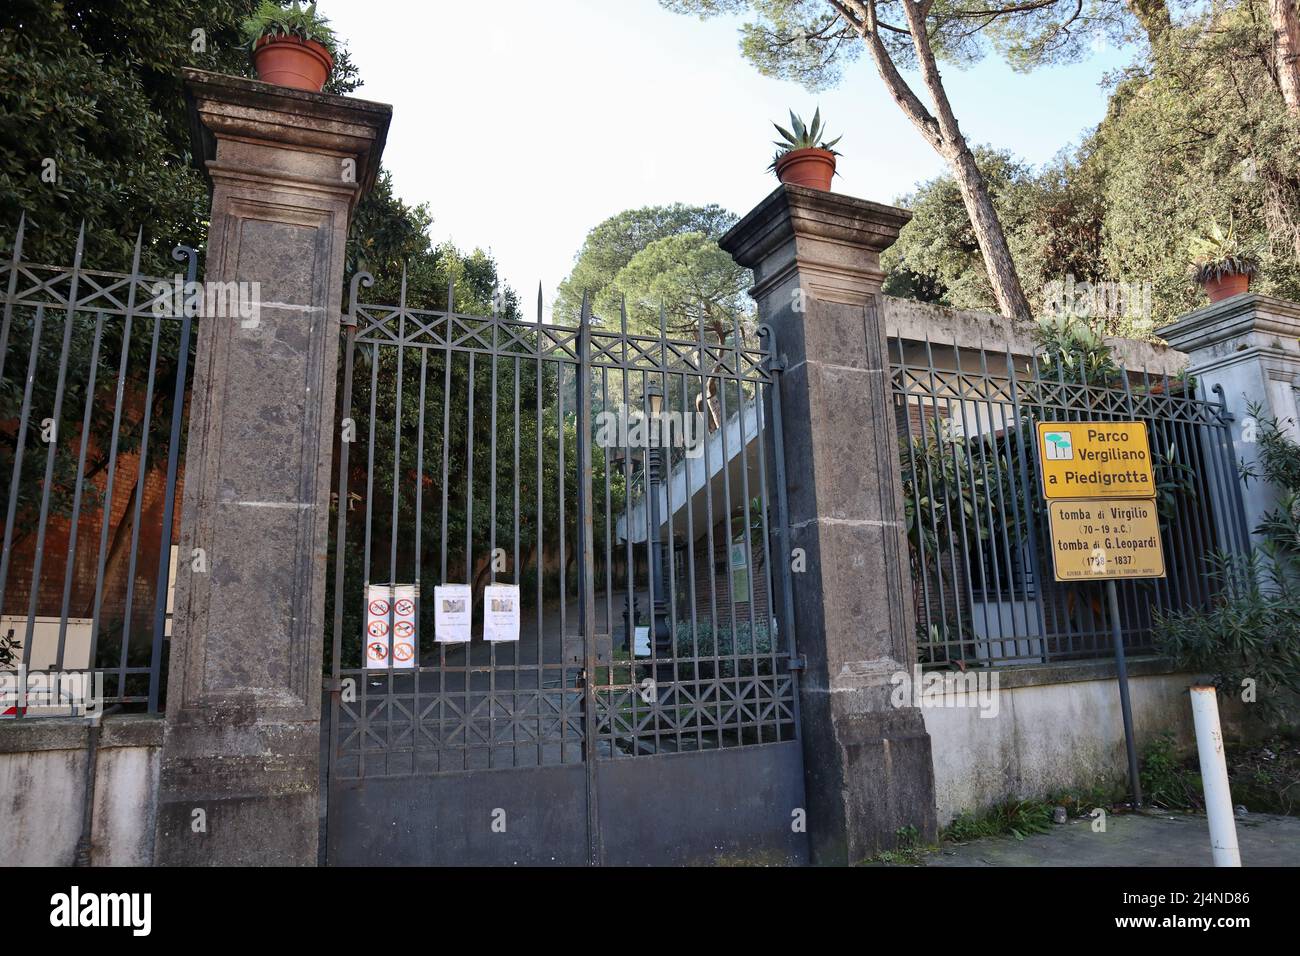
883 296 1187 375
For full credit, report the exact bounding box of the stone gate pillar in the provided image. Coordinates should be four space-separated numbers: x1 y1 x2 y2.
721 184 937 864
154 70 389 865
1159 294 1300 551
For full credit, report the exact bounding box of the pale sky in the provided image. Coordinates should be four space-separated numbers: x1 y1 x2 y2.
326 0 1134 319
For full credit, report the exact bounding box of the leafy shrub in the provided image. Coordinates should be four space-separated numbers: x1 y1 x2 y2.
1155 408 1300 720
1244 404 1300 563
673 619 773 658
1153 551 1300 719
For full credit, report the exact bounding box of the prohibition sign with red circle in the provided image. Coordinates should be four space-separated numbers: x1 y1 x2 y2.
367 619 389 638
392 644 414 662
368 599 389 616
393 620 415 638
394 598 415 616
367 642 388 661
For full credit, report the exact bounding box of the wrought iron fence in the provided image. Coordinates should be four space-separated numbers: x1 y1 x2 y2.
0 219 195 716
890 335 1251 668
327 273 799 780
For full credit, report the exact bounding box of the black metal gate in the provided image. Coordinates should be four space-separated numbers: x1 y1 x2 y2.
324 273 807 865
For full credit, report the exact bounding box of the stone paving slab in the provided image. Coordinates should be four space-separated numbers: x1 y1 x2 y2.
925 811 1300 867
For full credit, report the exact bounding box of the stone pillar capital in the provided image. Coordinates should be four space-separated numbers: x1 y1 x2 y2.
721 184 911 308
183 68 391 213
1159 293 1300 556
1158 293 1300 375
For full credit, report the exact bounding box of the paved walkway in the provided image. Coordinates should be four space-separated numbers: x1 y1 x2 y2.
925 811 1300 866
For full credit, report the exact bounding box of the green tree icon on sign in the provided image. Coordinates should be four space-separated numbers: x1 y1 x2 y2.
1045 432 1073 460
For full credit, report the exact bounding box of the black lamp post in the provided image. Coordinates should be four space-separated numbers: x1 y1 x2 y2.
644 384 672 675
610 444 639 655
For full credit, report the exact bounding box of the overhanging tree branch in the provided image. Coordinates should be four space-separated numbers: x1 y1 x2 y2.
832 0 944 148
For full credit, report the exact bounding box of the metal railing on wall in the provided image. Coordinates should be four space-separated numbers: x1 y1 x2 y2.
890 335 1251 669
0 218 196 717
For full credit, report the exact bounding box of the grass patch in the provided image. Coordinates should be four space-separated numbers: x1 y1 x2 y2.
1046 782 1126 818
1227 736 1300 816
943 799 1054 842
934 732 1300 857
1137 732 1299 816
1140 733 1204 811
942 782 1124 844
861 825 934 866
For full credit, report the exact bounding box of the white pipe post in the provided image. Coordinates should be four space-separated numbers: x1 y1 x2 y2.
1189 686 1241 867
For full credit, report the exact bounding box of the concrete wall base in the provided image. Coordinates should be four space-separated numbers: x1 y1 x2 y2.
0 714 163 866
925 659 1276 826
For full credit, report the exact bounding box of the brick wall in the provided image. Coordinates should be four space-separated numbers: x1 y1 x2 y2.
3 437 182 636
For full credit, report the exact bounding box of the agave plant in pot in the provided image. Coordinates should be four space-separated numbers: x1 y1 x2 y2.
243 0 338 93
1188 220 1262 303
768 109 842 191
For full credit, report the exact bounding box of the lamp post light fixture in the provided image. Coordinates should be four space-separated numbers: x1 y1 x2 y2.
645 382 664 418
609 444 629 475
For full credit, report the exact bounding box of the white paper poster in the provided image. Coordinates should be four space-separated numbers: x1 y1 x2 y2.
634 625 651 657
434 584 472 644
482 584 520 642
365 583 418 669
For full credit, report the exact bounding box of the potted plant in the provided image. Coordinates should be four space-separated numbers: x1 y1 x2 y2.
1188 220 1262 303
242 1 338 93
768 109 842 191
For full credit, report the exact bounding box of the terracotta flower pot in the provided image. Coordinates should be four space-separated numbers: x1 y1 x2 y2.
1201 272 1250 303
774 148 836 190
251 35 333 92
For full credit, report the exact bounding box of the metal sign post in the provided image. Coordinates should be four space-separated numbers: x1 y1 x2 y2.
1106 578 1143 806
1038 421 1165 808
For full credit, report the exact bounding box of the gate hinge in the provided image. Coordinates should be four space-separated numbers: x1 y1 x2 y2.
787 656 806 672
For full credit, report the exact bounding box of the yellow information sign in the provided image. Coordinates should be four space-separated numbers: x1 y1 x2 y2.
1036 421 1155 499
1046 498 1165 581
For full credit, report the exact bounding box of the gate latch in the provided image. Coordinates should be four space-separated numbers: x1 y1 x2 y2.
787 656 806 672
